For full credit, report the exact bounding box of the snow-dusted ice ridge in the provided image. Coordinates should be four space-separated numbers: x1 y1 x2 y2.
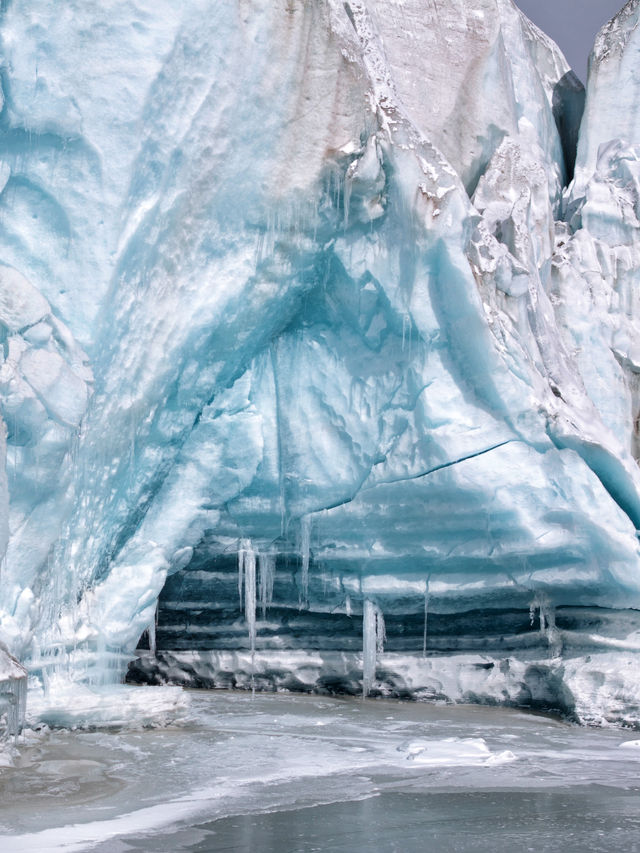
0 0 638 725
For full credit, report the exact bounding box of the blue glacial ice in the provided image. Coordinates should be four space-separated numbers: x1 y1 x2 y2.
0 0 640 728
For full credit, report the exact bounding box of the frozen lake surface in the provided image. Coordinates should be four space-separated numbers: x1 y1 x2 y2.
1 690 640 852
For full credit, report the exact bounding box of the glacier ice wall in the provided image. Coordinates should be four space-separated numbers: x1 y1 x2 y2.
0 0 639 717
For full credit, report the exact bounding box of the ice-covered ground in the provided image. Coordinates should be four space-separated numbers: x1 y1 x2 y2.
1 691 640 852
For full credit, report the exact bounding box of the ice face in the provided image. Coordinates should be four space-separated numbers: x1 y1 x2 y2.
0 0 639 719
573 0 640 194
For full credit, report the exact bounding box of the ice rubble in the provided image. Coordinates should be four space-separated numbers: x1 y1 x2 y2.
0 0 639 725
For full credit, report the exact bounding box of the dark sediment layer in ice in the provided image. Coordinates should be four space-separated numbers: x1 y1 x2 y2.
127 551 640 726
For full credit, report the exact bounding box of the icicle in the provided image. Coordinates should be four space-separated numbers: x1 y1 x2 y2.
542 599 561 656
545 604 555 640
238 539 250 613
244 542 257 697
422 577 430 658
258 552 276 618
362 600 385 698
362 601 376 698
345 594 352 617
299 515 311 605
529 595 561 655
244 544 257 656
148 602 158 657
529 595 546 632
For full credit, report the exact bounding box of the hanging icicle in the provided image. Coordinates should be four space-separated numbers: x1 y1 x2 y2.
258 552 276 618
299 515 311 606
148 602 158 657
530 595 549 635
238 538 250 613
244 544 257 656
362 599 385 698
239 538 258 693
529 595 561 656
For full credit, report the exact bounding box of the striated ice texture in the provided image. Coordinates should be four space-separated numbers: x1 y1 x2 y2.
0 0 639 723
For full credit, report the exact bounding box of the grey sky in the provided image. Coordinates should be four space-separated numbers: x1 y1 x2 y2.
515 0 626 83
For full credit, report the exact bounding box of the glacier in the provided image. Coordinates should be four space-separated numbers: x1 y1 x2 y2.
0 0 639 731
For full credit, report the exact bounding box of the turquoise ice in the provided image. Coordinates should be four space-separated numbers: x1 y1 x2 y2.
0 0 639 723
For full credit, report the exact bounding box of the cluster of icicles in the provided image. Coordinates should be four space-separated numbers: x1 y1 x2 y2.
236 533 388 698
229 539 563 698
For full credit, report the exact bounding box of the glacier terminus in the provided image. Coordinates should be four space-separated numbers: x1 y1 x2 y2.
1 0 640 734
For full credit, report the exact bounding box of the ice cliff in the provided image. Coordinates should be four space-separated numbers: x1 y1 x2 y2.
1 0 640 729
